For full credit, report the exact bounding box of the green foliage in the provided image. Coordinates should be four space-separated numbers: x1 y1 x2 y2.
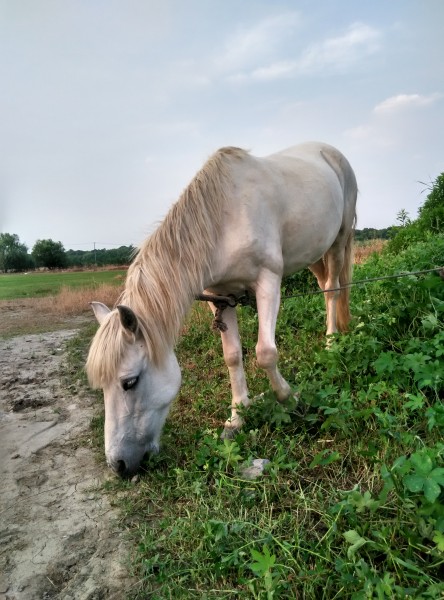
66 245 135 267
0 269 125 301
385 220 424 254
32 238 68 269
388 173 444 253
282 267 318 295
0 232 33 272
354 227 393 241
0 232 134 270
396 208 412 227
418 174 444 234
402 450 444 503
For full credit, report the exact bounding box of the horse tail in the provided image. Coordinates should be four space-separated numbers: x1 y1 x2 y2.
320 146 357 332
336 224 355 332
336 166 357 333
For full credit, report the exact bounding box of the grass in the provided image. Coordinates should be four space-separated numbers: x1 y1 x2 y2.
0 269 126 300
61 234 444 599
0 269 125 337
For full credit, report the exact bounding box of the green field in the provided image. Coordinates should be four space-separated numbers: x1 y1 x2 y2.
0 269 126 301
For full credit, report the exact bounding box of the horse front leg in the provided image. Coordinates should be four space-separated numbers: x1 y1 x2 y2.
254 270 292 402
208 303 250 438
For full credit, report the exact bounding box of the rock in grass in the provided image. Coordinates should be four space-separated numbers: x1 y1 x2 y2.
240 458 270 480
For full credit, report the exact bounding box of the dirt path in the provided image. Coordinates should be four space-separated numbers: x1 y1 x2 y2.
0 326 131 599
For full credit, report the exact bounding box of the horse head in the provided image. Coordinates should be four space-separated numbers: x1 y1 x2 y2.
87 302 181 476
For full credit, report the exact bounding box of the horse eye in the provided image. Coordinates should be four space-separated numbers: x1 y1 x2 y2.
122 376 139 391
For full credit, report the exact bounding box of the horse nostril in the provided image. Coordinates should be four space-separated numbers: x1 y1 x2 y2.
115 459 127 475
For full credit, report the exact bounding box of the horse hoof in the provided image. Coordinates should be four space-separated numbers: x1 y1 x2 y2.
220 427 239 440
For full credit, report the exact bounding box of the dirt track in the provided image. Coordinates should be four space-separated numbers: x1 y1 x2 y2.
0 317 131 599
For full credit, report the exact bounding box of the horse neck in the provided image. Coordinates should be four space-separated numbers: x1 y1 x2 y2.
120 149 231 362
120 242 211 366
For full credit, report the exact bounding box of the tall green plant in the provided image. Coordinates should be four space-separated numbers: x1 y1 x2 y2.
388 173 444 253
418 173 444 234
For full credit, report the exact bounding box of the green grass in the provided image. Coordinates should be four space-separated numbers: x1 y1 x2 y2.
69 235 444 599
0 269 126 300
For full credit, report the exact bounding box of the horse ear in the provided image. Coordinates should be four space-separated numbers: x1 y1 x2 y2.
116 305 138 335
90 301 111 325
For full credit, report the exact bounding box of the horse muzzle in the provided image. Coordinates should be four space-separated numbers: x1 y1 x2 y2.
106 448 146 477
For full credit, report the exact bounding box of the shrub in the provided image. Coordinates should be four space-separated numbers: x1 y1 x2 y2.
388 173 444 253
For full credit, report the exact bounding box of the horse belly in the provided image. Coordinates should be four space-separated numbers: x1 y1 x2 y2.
278 165 344 274
207 208 283 293
281 212 342 275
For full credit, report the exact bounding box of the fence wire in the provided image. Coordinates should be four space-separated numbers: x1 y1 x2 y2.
281 266 444 300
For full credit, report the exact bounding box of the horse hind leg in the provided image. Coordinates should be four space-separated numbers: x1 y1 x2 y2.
309 253 341 340
308 259 326 290
309 258 336 337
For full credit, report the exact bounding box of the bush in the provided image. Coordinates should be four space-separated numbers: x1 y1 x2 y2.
387 173 444 253
418 173 444 234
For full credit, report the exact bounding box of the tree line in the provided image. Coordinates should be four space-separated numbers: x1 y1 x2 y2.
354 227 393 242
0 235 135 272
0 229 392 273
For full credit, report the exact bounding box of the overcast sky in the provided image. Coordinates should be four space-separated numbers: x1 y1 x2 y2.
1 0 443 251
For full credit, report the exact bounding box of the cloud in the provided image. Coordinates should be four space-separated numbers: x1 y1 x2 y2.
344 91 443 150
228 60 296 83
225 22 382 83
216 12 301 72
343 124 373 141
297 22 381 73
374 93 442 113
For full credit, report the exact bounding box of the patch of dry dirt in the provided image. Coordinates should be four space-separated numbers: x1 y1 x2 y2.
0 318 133 599
0 300 90 338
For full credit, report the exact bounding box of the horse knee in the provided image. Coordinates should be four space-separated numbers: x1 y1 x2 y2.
256 344 278 370
224 349 242 369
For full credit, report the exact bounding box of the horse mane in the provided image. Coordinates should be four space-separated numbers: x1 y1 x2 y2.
86 147 248 388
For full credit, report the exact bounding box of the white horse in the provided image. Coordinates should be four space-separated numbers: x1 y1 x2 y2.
86 142 357 476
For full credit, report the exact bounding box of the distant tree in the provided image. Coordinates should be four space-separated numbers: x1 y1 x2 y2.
32 239 67 269
0 233 32 272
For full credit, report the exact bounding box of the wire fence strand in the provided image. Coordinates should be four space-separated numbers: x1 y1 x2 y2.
282 266 444 300
196 266 444 308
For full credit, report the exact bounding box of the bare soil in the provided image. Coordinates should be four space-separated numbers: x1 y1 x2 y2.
0 306 132 599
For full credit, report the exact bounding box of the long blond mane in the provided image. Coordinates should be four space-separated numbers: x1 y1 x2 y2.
86 147 247 388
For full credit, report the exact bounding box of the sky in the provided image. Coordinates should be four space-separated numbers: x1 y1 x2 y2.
1 0 443 252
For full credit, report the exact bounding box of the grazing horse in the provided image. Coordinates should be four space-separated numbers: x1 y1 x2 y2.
86 142 357 476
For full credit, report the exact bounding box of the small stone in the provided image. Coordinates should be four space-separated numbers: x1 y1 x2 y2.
131 475 140 484
240 458 270 480
11 453 20 459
